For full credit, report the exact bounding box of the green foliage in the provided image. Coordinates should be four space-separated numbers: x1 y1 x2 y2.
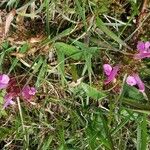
55 42 83 60
80 83 106 100
35 58 48 87
55 41 99 84
0 0 150 150
8 43 29 74
137 114 148 150
124 84 144 101
95 0 112 14
96 17 127 47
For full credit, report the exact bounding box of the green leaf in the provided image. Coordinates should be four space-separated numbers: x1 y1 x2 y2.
80 83 106 100
122 98 150 112
56 48 66 86
0 127 11 139
32 56 43 74
42 136 53 150
55 42 83 60
45 0 50 35
70 39 98 55
19 43 29 53
1 41 9 49
42 26 76 46
124 85 144 101
75 0 87 30
100 113 115 150
0 52 5 72
137 115 147 150
70 64 78 82
8 43 29 74
35 58 48 87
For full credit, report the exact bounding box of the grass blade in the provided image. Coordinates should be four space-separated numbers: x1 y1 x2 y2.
137 114 147 150
96 17 128 48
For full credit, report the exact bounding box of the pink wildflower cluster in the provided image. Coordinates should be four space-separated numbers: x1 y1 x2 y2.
0 74 36 108
103 41 149 93
103 64 145 92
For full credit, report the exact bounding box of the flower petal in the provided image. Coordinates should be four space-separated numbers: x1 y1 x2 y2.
103 64 112 76
0 83 9 89
104 66 119 84
126 76 137 86
3 94 14 109
134 52 150 59
137 41 145 52
145 41 150 50
0 74 10 89
29 87 36 95
133 74 145 92
22 85 36 100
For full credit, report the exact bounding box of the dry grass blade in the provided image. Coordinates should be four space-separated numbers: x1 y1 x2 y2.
4 9 16 36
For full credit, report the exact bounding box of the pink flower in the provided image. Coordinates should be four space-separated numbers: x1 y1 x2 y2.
135 41 150 59
133 74 145 92
0 74 10 89
126 74 145 92
3 93 15 109
0 75 37 108
126 76 137 86
103 64 112 76
22 85 36 100
137 41 146 52
3 84 37 108
134 52 150 59
145 41 150 50
103 64 119 84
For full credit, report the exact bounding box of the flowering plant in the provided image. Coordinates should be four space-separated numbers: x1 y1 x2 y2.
103 41 149 94
0 74 36 108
